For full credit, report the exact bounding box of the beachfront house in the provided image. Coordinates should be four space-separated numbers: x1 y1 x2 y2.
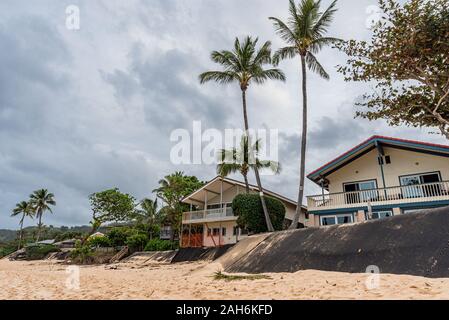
180 176 308 248
306 136 449 226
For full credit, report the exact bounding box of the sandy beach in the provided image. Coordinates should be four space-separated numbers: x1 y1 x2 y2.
1 259 449 300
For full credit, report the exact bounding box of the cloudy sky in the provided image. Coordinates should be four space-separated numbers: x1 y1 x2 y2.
0 0 446 229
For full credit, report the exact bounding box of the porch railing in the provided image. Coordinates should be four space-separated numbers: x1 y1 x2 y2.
182 207 234 222
307 181 449 211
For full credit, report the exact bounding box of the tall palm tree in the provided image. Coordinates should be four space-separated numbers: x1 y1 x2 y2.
135 198 161 239
269 0 341 229
217 135 281 193
29 189 56 242
199 36 285 232
11 201 35 250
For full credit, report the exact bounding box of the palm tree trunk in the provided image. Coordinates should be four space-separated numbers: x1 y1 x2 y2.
241 88 274 232
36 213 42 242
290 54 308 230
241 89 250 130
18 216 24 250
243 173 250 194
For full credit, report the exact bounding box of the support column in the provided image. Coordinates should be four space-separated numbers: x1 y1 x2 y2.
220 179 224 213
204 191 208 218
356 210 366 223
314 215 321 227
307 213 315 227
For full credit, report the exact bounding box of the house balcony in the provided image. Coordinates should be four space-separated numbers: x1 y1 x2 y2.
182 207 236 224
307 181 449 211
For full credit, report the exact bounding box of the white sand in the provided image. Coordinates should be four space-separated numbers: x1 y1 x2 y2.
0 259 448 300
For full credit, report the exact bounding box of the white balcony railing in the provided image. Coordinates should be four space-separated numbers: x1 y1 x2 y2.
307 181 449 211
183 207 235 222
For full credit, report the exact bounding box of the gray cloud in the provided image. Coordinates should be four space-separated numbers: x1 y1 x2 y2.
1 0 446 229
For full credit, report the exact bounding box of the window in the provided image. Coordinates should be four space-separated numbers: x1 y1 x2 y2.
400 172 442 198
212 228 220 236
344 180 378 203
320 214 354 226
222 228 226 236
385 156 391 164
366 210 393 220
233 227 238 236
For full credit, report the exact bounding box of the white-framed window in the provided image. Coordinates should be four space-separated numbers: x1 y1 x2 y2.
366 210 393 220
400 172 442 198
343 180 378 203
320 214 354 226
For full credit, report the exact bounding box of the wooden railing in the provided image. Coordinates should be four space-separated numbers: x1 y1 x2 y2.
307 181 449 211
182 207 234 222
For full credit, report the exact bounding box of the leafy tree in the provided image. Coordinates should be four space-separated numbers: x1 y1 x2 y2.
232 194 286 234
336 0 449 139
125 233 149 252
11 201 35 250
88 188 136 237
133 198 162 239
107 227 134 247
153 172 204 240
199 36 285 232
29 189 56 242
269 0 341 229
217 135 281 193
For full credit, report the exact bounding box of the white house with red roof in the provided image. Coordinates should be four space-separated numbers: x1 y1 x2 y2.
306 136 449 227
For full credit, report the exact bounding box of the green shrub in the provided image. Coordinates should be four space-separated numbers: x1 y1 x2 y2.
144 239 178 252
70 243 94 264
107 227 133 247
0 244 17 258
232 194 286 234
24 244 60 260
87 236 111 248
125 233 149 251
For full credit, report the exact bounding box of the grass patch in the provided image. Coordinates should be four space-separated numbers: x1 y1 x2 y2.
213 271 272 281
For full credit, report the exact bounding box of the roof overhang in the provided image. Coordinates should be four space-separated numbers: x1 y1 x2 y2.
182 176 305 209
307 135 449 186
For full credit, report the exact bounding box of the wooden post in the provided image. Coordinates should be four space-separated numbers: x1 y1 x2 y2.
220 179 224 214
204 191 208 219
188 223 191 247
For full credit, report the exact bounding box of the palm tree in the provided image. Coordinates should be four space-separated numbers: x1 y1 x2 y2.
11 201 35 250
199 36 285 232
269 0 341 229
135 198 161 239
29 189 56 242
217 135 281 193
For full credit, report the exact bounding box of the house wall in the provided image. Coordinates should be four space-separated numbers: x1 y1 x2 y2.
202 221 245 247
326 147 449 194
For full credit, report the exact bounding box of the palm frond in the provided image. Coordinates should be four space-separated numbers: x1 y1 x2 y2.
253 68 286 84
312 0 338 38
309 36 343 53
306 52 329 79
268 17 297 44
273 46 298 65
199 71 238 85
252 40 272 66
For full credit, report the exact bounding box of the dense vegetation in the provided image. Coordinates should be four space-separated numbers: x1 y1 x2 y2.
232 194 286 234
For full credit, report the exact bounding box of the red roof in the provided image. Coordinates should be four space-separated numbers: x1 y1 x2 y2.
307 135 449 179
